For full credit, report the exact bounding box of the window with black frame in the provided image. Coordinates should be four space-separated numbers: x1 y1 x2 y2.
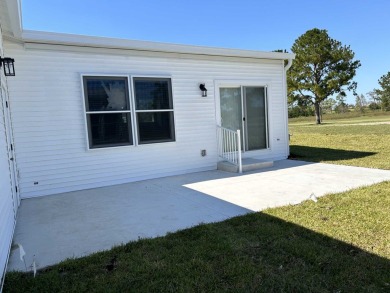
83 76 133 148
133 77 175 144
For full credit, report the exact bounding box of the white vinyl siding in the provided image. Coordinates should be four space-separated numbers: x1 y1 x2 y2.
5 41 288 199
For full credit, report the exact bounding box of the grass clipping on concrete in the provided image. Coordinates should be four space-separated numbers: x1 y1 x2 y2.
5 115 390 292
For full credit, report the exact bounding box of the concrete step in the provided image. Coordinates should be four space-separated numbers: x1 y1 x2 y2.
217 158 274 173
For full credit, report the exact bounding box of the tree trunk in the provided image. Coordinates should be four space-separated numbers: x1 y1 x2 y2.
314 101 321 124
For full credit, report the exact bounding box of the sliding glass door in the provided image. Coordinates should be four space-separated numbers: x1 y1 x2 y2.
220 86 268 151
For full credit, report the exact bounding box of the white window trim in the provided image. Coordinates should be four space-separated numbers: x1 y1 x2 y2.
80 73 176 150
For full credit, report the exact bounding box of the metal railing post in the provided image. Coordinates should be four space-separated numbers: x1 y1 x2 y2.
237 129 242 173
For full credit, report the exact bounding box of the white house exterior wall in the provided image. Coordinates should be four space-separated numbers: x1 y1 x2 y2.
5 41 289 199
0 26 17 289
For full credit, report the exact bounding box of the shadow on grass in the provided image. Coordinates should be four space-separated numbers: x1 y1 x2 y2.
5 212 390 292
290 145 376 162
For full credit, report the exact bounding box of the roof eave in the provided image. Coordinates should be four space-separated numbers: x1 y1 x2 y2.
3 0 22 38
21 30 295 60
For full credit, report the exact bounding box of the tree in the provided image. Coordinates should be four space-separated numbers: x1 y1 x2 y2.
321 97 336 114
287 28 361 124
374 72 390 111
367 90 380 103
367 91 381 110
334 93 348 113
355 94 367 113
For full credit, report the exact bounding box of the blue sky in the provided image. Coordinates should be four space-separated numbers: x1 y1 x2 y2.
21 0 390 104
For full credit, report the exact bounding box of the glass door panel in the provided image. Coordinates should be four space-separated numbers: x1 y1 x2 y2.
244 87 267 150
220 87 243 146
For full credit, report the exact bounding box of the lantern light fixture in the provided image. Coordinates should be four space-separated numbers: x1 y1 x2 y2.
0 57 15 76
199 83 207 97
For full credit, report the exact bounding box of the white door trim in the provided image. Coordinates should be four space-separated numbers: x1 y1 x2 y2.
1 83 19 211
214 80 272 154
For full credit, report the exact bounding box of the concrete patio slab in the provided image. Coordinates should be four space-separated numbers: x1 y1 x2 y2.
8 160 390 271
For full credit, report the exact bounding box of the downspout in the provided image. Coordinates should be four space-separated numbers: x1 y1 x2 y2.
284 58 293 72
283 58 293 157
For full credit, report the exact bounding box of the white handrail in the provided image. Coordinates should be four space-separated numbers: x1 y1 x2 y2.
216 125 242 173
237 129 242 173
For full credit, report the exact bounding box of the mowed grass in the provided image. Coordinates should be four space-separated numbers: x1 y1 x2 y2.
289 110 390 124
289 115 390 169
5 114 390 292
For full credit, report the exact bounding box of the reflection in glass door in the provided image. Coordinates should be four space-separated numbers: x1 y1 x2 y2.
219 86 268 152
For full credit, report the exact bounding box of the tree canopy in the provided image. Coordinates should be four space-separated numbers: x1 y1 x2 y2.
287 28 361 123
374 71 390 111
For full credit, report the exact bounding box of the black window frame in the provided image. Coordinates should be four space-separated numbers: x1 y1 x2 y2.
82 75 176 149
133 77 175 144
83 76 133 149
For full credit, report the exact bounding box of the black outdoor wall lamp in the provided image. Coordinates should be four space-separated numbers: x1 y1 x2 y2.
0 57 15 76
199 83 207 97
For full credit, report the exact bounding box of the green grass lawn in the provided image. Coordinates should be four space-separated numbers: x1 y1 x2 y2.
289 110 390 124
289 115 390 169
5 114 390 292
